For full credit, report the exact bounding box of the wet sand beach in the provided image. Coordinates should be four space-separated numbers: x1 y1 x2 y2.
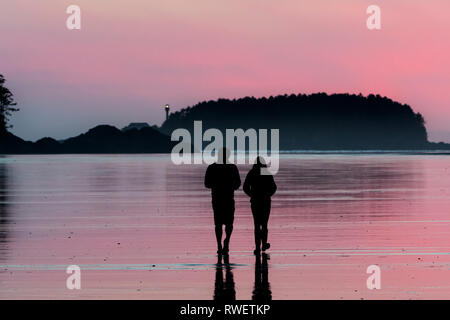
1 154 450 299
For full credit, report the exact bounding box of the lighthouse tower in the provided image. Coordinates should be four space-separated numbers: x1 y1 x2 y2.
164 104 170 121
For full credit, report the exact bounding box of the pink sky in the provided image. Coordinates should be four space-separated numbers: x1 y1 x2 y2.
1 0 449 142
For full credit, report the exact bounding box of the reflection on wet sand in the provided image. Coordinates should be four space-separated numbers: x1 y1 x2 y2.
0 160 9 263
252 253 271 301
214 254 235 301
213 253 272 301
1 154 450 299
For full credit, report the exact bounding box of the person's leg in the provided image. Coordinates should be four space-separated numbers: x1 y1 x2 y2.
261 221 268 249
262 201 271 251
252 203 262 254
213 202 225 254
222 201 235 254
223 224 233 254
215 225 223 254
253 220 261 252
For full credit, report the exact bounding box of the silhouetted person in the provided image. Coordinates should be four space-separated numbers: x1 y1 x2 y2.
205 148 241 254
252 253 272 301
244 156 277 255
214 254 236 301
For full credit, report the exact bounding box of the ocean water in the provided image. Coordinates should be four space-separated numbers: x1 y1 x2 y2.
0 153 450 299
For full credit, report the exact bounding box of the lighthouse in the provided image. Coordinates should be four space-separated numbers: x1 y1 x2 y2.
164 104 170 121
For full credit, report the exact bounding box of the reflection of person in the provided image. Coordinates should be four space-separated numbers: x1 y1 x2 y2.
204 148 241 255
252 253 272 301
214 254 236 301
244 157 277 255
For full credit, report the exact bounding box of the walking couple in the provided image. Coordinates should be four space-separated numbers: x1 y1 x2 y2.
204 148 277 256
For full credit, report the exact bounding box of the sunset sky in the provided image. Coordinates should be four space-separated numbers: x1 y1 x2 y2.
1 1 449 142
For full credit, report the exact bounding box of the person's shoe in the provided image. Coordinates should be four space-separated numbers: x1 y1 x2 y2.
253 248 261 255
262 243 270 251
262 253 270 260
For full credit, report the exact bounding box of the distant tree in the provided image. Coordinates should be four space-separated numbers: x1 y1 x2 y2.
0 74 18 135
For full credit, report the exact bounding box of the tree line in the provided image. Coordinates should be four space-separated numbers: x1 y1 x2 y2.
160 93 429 150
0 74 18 136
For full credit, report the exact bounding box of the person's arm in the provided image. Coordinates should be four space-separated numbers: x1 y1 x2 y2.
243 171 252 197
204 165 213 189
233 165 241 190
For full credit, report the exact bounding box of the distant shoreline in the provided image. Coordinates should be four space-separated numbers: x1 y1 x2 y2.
2 150 450 156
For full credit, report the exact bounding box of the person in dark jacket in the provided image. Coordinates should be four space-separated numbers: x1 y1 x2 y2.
205 148 241 255
243 156 277 255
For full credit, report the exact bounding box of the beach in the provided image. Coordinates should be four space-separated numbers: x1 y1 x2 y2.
1 154 450 299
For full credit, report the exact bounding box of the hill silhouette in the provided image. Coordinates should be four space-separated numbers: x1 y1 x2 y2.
0 125 176 154
160 93 432 150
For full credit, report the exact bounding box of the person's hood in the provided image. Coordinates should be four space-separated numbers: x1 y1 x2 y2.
253 157 268 170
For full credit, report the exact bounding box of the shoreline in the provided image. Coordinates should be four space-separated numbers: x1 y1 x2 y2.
2 150 450 156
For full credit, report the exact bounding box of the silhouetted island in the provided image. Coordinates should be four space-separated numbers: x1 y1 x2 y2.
1 93 450 154
160 93 446 150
